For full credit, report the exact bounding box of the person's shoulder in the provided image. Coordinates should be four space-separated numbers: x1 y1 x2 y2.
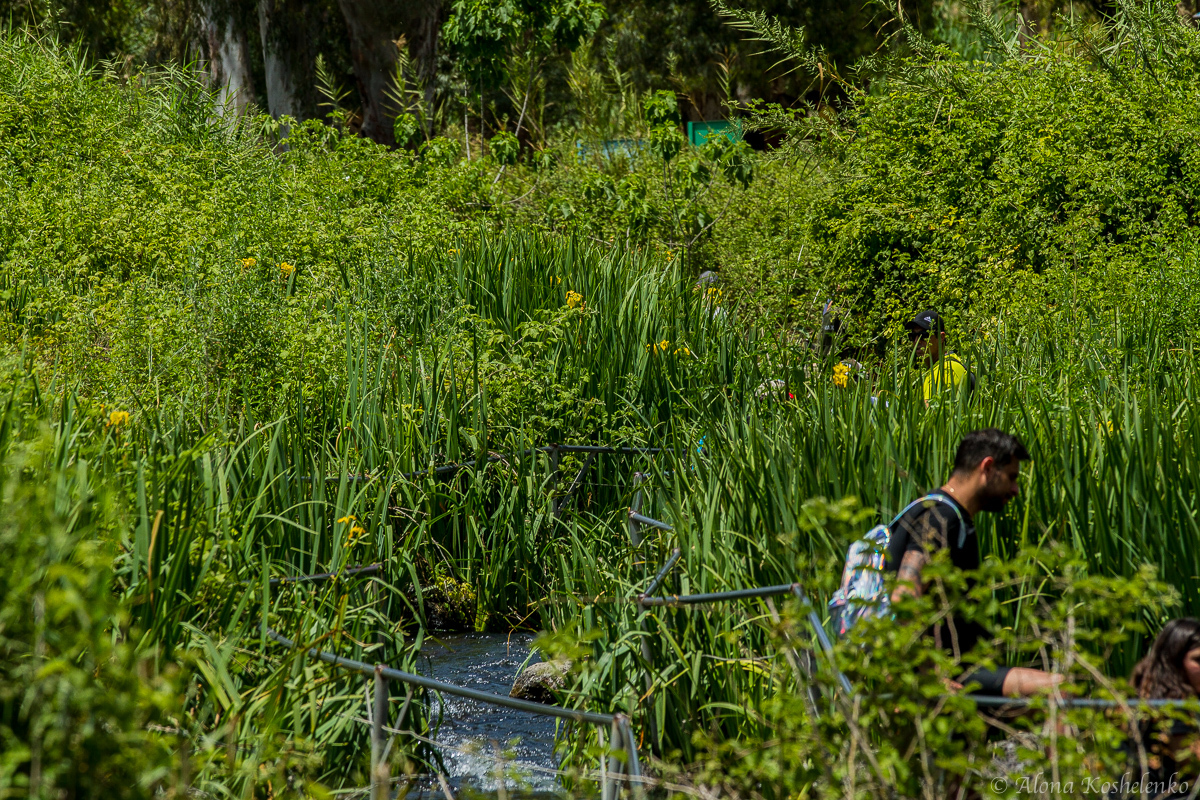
944 353 969 376
932 491 968 514
915 496 966 543
897 495 955 538
929 497 967 530
921 496 959 521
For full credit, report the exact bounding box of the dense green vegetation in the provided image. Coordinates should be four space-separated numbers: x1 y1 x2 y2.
6 1 1200 797
0 0 943 138
801 19 1200 342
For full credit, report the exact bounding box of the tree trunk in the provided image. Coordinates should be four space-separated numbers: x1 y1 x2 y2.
202 4 255 117
336 0 443 146
405 1 442 130
257 0 299 118
1017 0 1052 44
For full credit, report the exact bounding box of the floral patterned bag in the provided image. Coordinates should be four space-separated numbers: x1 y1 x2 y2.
827 493 961 636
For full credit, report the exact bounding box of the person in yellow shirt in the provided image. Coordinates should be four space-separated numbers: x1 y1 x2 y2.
903 309 975 403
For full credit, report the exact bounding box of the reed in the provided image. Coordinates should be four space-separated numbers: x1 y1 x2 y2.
11 227 1200 787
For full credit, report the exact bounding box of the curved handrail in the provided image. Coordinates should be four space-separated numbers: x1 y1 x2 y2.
265 627 615 726
301 444 667 483
264 624 642 800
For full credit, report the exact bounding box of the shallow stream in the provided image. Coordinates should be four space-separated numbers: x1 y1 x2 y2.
406 632 562 798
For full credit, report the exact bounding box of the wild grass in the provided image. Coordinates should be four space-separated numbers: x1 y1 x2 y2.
0 229 756 788
0 190 1197 794
70 234 1200 782
9 24 1200 792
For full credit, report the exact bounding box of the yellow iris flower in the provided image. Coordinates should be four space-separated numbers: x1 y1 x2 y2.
832 363 850 388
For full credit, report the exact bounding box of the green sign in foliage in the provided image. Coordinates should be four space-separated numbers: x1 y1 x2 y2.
687 119 742 146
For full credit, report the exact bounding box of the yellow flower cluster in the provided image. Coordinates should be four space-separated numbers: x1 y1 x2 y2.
832 362 850 388
239 257 257 268
566 290 584 309
107 410 130 427
279 262 295 277
550 275 562 285
338 515 366 545
646 339 671 355
674 346 690 357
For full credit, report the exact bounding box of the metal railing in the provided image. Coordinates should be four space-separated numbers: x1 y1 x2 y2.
626 503 856 700
279 446 1200 785
971 694 1200 709
623 508 1200 712
302 444 664 484
304 443 666 534
263 566 644 800
268 563 381 587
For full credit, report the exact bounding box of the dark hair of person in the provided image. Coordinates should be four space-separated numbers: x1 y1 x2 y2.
951 429 1031 474
1132 618 1200 700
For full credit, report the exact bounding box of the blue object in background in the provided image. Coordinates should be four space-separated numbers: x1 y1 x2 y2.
575 139 647 160
687 120 743 146
578 125 741 157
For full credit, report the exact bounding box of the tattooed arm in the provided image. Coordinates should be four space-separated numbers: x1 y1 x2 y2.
890 548 928 603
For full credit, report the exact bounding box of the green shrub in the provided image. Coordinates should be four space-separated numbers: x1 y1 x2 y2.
489 130 520 165
0 407 183 797
0 34 479 413
800 31 1200 342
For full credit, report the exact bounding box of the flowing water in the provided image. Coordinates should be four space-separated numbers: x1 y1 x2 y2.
407 632 563 798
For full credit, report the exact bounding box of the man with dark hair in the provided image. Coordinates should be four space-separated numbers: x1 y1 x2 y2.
904 308 975 403
887 428 1063 698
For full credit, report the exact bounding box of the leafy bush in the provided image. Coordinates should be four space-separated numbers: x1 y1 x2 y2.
686 546 1178 799
489 130 520 164
792 8 1200 342
0 35 480 413
0 393 183 797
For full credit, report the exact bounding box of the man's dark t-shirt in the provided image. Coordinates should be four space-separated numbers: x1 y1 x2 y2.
884 494 986 656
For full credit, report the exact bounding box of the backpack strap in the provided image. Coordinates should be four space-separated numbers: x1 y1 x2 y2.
890 492 969 548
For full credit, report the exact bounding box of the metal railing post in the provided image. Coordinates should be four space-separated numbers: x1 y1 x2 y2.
765 598 822 719
605 717 622 800
618 714 643 800
599 724 611 800
629 478 666 754
790 586 854 697
372 664 390 800
558 451 598 514
549 443 561 519
371 577 385 653
635 603 658 755
626 473 644 547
